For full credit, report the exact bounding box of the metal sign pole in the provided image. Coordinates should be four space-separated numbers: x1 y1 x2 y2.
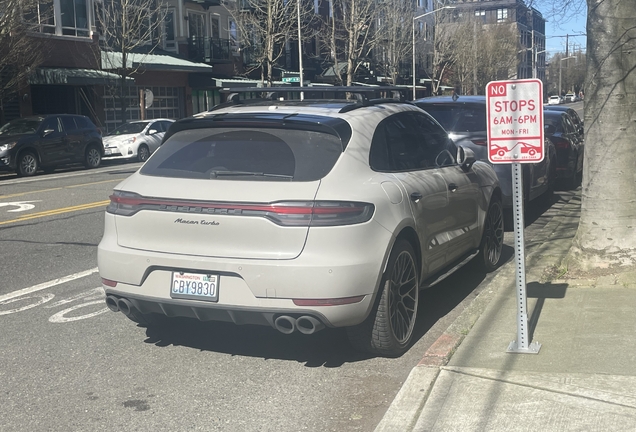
507 162 541 354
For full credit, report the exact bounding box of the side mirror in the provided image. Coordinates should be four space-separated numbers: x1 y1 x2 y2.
42 129 54 137
147 129 158 135
544 124 556 136
456 146 476 171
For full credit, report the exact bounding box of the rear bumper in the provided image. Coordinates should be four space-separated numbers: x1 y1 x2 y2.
104 288 374 329
98 214 394 328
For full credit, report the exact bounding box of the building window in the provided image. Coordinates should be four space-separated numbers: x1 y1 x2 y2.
497 8 508 23
26 0 90 37
163 9 176 50
60 0 89 36
211 16 220 39
474 10 485 16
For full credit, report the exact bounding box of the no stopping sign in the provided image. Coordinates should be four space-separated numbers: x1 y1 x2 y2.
486 79 544 163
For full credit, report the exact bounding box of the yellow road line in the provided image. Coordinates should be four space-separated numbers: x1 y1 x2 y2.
0 178 124 200
0 200 110 226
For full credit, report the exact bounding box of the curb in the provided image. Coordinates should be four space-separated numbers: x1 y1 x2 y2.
374 192 582 432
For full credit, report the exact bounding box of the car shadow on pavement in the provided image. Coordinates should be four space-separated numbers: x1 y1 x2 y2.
142 318 372 367
412 245 514 344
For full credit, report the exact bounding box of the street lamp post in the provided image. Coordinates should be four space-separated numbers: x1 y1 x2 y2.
297 0 304 100
412 6 455 100
559 55 576 98
533 49 546 79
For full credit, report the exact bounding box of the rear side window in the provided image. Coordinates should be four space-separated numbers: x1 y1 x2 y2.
140 127 343 182
61 116 78 131
75 116 95 130
370 112 454 171
418 104 486 132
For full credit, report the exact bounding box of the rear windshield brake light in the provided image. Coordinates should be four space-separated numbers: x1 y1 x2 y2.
107 192 374 226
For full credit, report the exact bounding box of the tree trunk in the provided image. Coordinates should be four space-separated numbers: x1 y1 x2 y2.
569 0 636 268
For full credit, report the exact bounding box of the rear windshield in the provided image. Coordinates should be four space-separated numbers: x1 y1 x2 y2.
418 105 486 133
140 127 344 182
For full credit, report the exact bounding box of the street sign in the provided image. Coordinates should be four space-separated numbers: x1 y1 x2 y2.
282 77 300 83
486 79 544 164
486 79 544 355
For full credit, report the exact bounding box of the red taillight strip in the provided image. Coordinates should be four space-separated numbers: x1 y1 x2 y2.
109 195 363 215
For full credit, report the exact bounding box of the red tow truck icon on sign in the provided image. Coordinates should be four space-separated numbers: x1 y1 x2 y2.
491 141 541 157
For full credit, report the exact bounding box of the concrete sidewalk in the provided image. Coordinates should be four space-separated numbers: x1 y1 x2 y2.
377 192 636 431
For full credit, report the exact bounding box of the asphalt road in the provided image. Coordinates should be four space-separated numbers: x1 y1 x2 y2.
0 108 580 431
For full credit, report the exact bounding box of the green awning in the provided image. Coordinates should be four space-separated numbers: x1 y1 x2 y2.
28 68 133 86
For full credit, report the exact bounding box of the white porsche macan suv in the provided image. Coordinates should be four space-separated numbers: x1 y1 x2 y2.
98 89 504 356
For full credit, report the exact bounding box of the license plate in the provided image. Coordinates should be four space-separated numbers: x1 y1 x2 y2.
104 148 112 155
170 272 219 302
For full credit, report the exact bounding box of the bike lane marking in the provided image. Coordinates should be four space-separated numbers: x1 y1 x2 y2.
0 267 98 303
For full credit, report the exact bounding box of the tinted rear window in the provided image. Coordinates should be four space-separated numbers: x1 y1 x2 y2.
140 127 343 182
418 104 486 132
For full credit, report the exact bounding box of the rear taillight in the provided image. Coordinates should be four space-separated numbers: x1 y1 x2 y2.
101 278 117 287
552 137 571 149
471 139 487 146
107 191 374 227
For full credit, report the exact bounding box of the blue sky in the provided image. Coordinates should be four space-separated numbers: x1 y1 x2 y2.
542 4 587 55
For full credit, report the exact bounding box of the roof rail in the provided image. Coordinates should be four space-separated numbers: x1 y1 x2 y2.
212 86 411 113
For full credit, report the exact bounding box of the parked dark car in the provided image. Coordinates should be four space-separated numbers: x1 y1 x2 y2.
543 109 584 189
0 114 104 176
414 96 557 209
544 105 584 138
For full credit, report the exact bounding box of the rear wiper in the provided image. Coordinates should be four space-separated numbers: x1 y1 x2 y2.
209 170 293 180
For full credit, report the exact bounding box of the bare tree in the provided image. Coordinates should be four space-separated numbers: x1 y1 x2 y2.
474 23 519 90
97 0 167 124
0 0 45 123
320 0 381 87
228 0 312 87
374 0 411 85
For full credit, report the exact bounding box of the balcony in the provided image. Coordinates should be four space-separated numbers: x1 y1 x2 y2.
188 37 233 64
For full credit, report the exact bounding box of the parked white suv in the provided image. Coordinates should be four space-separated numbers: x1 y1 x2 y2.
98 88 503 356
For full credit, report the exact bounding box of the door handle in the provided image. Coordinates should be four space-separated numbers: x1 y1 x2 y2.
410 192 423 202
448 183 458 192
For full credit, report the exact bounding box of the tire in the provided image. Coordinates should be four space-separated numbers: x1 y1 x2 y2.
137 144 150 162
347 239 419 357
16 151 39 177
84 145 102 169
478 198 504 272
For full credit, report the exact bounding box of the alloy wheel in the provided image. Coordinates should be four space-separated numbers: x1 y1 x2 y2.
20 154 38 176
138 146 149 162
483 202 504 267
86 148 101 168
387 250 418 344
